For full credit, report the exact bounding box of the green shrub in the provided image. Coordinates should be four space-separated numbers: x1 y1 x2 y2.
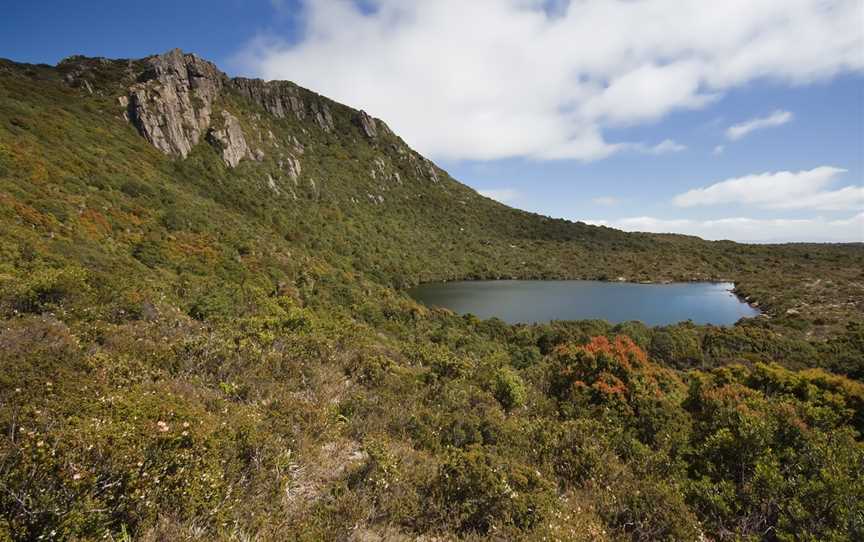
649 325 703 368
601 476 702 542
684 366 864 540
492 367 526 411
0 266 89 315
431 447 552 534
508 344 541 368
818 322 864 380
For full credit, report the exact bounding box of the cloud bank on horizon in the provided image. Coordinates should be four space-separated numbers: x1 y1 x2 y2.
483 166 863 242
585 213 864 244
237 0 863 243
591 167 864 242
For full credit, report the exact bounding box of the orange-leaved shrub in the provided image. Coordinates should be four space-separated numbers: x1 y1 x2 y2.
550 336 690 451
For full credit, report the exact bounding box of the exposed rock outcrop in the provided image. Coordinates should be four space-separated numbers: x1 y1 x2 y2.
207 111 250 168
279 155 302 183
127 49 226 158
425 160 441 183
311 102 335 132
290 136 305 154
354 110 377 138
370 156 401 185
266 174 280 194
231 77 334 132
231 78 305 120
119 50 430 178
405 152 441 183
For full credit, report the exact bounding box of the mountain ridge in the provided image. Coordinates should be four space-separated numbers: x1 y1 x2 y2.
10 48 862 242
3 48 859 329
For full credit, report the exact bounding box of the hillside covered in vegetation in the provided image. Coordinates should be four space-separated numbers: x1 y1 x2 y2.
0 49 862 541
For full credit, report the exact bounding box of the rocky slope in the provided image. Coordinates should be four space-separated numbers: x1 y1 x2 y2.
116 50 430 178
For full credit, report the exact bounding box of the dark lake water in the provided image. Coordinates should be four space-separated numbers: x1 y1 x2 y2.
408 280 760 326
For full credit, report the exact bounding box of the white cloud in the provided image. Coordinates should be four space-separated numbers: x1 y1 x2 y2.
591 196 620 206
673 166 864 211
586 213 864 243
235 0 864 161
726 110 793 140
713 145 725 156
632 139 687 155
650 139 686 155
478 188 520 204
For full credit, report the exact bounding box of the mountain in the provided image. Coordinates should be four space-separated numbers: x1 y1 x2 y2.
0 49 862 541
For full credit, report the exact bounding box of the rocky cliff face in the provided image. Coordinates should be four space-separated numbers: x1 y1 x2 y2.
354 110 378 138
127 49 227 158
114 49 437 184
230 77 335 132
207 111 250 167
122 51 344 167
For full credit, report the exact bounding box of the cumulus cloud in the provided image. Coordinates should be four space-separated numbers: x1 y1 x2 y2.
712 145 725 156
586 213 864 243
673 166 864 211
726 110 793 140
478 188 520 204
235 0 863 161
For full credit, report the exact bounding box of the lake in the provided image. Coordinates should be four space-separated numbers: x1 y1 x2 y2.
408 280 760 326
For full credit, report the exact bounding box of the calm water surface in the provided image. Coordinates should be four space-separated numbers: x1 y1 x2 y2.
409 280 759 326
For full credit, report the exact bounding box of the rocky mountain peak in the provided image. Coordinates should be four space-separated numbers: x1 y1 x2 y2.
127 49 227 158
114 49 407 175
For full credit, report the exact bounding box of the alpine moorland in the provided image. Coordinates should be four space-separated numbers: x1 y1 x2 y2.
0 50 862 541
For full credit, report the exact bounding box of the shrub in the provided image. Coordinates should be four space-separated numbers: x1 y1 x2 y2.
818 322 864 380
431 447 552 534
551 335 682 418
649 325 703 368
684 366 864 540
508 344 541 368
0 266 89 315
492 367 526 411
601 476 702 542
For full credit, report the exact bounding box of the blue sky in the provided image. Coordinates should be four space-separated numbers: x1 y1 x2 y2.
2 0 862 242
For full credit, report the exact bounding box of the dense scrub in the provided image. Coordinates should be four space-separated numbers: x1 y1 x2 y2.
0 54 862 540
